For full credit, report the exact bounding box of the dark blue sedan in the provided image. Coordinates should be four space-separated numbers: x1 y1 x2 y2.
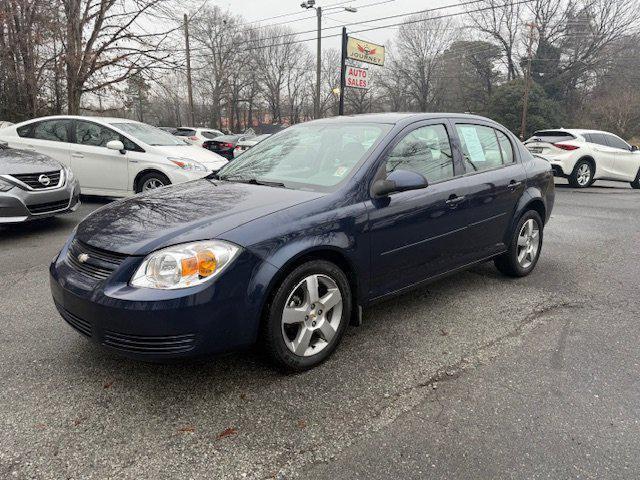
50 113 554 371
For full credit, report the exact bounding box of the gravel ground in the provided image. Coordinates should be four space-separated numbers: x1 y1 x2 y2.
1 179 638 479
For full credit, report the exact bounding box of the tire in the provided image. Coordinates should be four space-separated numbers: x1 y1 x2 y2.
262 260 352 372
631 169 640 189
135 172 171 193
494 210 544 277
568 159 593 188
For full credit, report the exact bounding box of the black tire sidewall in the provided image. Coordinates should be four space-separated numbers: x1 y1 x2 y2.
137 172 170 193
569 160 592 188
508 211 544 276
263 260 352 372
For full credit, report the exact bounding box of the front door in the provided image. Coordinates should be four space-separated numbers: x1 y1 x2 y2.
367 121 470 299
603 133 640 180
71 120 129 194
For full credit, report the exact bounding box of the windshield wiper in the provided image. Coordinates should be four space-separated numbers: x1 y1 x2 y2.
220 176 287 188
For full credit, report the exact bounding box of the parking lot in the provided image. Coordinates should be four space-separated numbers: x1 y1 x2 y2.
1 179 638 479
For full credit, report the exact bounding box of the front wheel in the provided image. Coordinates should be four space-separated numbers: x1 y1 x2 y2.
136 172 171 193
495 210 544 277
568 160 593 188
262 260 352 372
630 169 640 189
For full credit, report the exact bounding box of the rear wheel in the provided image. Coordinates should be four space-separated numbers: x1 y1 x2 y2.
495 210 543 277
568 160 593 188
136 172 171 193
262 260 352 372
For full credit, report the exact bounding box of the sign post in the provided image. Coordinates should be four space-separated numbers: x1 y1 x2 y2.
338 31 384 115
338 27 347 116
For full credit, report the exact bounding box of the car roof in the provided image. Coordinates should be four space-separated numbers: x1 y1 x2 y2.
535 128 614 136
309 112 502 127
17 115 138 125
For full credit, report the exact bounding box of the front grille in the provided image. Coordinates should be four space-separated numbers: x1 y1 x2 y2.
55 302 92 337
65 239 127 281
12 170 62 189
103 330 196 354
27 199 70 214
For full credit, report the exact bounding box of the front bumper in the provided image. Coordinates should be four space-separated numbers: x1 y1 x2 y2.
49 238 278 360
0 178 80 223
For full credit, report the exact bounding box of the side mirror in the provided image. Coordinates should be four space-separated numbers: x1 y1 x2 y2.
106 140 125 154
631 145 638 152
371 169 428 197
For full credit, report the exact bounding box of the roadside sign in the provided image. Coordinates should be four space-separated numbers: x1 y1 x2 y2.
346 37 385 66
345 65 369 90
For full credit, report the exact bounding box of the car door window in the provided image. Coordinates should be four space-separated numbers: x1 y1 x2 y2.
32 120 71 142
496 130 514 163
604 134 630 151
456 124 506 172
75 121 122 147
589 133 609 147
385 124 454 183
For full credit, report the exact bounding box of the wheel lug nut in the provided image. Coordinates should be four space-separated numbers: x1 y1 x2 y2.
318 310 322 314
305 315 308 320
312 321 316 327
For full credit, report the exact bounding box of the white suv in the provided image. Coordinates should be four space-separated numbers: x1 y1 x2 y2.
0 116 228 197
525 129 640 188
174 127 224 146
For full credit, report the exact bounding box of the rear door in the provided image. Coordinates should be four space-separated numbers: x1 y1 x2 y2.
451 122 527 259
587 133 616 176
14 119 72 167
602 134 640 180
367 121 470 298
70 120 129 193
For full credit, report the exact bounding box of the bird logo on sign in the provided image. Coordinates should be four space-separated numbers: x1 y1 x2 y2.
357 43 377 55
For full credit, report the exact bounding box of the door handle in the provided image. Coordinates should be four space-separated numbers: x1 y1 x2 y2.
445 194 466 208
71 152 84 158
508 180 523 191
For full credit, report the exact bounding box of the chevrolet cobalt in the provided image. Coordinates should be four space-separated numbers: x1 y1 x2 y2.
50 114 554 371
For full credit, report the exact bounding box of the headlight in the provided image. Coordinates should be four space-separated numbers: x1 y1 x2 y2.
168 157 207 172
130 240 241 289
0 177 14 192
63 165 74 182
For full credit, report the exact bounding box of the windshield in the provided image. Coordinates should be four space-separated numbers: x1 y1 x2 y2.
111 122 187 146
217 122 391 190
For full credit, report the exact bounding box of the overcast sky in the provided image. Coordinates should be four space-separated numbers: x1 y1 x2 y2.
211 0 459 52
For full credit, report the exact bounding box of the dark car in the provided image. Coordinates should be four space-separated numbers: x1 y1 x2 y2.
50 113 554 371
0 142 81 223
202 134 253 160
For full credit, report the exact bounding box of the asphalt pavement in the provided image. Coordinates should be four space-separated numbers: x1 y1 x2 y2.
1 179 638 479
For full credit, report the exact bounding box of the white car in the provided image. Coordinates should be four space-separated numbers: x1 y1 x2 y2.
174 127 224 146
0 116 228 197
233 134 272 158
525 129 640 188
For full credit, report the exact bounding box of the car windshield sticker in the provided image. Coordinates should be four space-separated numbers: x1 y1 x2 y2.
334 166 349 177
459 126 486 163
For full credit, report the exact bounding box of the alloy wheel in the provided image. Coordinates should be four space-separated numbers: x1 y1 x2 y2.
142 178 165 191
281 274 343 357
517 218 540 269
576 163 591 186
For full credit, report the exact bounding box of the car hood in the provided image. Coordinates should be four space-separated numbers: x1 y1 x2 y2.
153 144 228 169
0 147 61 174
75 179 324 255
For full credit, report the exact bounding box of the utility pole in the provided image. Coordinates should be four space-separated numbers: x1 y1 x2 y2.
315 6 322 119
520 22 537 140
338 26 347 116
184 13 195 127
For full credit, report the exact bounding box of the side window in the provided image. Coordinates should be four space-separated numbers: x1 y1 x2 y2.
75 121 121 147
17 124 32 138
589 133 608 147
604 134 630 151
32 120 70 142
456 124 503 172
496 130 514 163
582 133 592 143
385 124 454 183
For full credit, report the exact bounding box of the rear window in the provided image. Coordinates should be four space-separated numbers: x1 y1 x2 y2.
201 130 222 139
174 128 196 136
528 131 576 144
214 135 241 143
